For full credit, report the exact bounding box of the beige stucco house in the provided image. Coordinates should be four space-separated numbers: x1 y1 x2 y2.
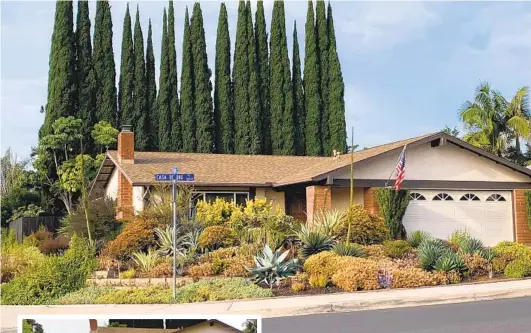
90 127 531 246
88 319 243 333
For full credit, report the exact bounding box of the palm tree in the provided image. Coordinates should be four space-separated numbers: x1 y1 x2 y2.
459 82 530 161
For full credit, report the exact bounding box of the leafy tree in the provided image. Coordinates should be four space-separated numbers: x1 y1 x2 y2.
93 0 117 126
118 4 134 127
180 7 196 152
327 2 347 154
269 0 295 155
214 3 234 153
304 0 322 156
91 120 119 153
459 82 530 160
145 20 158 150
168 0 181 152
0 148 28 197
132 6 149 151
255 0 271 154
158 8 172 151
41 0 76 138
442 125 460 137
316 0 330 155
190 3 214 153
74 0 97 153
292 21 305 156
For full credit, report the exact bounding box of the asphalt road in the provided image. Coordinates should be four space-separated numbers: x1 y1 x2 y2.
263 297 531 333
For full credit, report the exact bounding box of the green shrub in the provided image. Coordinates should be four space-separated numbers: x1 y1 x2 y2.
492 242 531 273
383 240 412 259
337 204 389 245
1 245 44 283
374 188 410 239
101 219 157 261
407 230 431 248
198 226 237 250
504 259 531 278
95 286 173 304
418 239 450 271
332 243 365 257
57 285 113 304
525 190 531 233
298 231 334 260
195 198 236 227
230 199 289 231
1 234 97 305
448 229 472 248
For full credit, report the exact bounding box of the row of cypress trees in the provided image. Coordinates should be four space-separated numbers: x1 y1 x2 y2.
41 0 346 156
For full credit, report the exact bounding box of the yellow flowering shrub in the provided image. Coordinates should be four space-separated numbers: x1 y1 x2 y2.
195 198 237 227
391 267 445 288
303 251 342 280
198 226 237 250
331 258 380 291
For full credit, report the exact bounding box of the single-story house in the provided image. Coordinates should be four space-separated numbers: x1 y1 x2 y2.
90 127 531 246
88 319 243 333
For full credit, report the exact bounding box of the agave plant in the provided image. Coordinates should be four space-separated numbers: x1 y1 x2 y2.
332 243 365 257
418 239 449 271
155 226 202 257
298 231 334 260
248 245 299 287
131 248 159 272
312 209 345 236
434 252 467 273
407 230 431 248
459 238 484 255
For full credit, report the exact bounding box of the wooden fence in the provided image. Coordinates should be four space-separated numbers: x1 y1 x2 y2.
9 216 61 243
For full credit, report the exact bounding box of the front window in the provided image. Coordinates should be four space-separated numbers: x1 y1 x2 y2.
201 192 250 205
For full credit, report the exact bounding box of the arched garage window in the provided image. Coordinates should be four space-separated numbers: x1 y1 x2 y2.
460 193 480 201
486 194 506 202
433 193 453 201
409 193 426 201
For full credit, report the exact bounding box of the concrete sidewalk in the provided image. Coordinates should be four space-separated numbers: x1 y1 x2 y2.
3 279 531 330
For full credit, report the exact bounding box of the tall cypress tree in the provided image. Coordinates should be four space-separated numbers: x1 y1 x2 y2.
168 0 181 152
93 0 117 127
327 3 347 153
190 3 214 153
214 3 234 154
180 7 195 152
158 9 172 151
316 0 329 155
232 0 250 154
304 0 322 156
255 0 271 154
246 1 262 154
132 6 148 151
292 22 305 156
118 4 134 127
269 0 295 155
145 20 158 150
75 0 96 152
41 0 76 138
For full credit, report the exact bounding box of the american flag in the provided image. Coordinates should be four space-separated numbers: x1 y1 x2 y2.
393 146 406 191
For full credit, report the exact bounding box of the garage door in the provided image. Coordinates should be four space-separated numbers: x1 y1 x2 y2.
402 190 513 246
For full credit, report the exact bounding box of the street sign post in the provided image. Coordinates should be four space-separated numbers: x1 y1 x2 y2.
155 168 194 299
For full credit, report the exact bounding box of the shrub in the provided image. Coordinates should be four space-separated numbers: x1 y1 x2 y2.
418 239 450 271
1 234 97 305
392 267 446 288
331 258 380 291
174 278 273 303
34 230 53 242
332 243 365 257
448 229 472 248
383 240 412 259
290 272 308 292
223 255 253 277
57 286 113 305
132 248 159 272
407 230 431 248
198 226 237 250
303 251 341 280
188 262 218 277
120 268 137 279
101 219 156 261
195 198 236 227
298 231 334 260
504 259 531 278
95 286 172 304
231 199 288 231
462 253 489 276
374 188 410 240
492 242 531 273
249 245 299 287
459 238 484 255
337 204 389 245
309 274 328 288
434 252 466 273
38 236 70 255
1 245 44 283
361 245 387 259
145 260 173 278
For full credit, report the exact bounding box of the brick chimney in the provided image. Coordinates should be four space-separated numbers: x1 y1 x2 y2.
118 125 134 164
89 319 98 332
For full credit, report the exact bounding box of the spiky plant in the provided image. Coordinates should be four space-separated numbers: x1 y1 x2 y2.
448 229 472 248
332 243 365 257
131 248 159 272
248 245 299 287
298 231 334 260
312 209 345 236
459 238 484 255
418 239 449 271
155 226 197 257
407 230 431 248
434 252 467 273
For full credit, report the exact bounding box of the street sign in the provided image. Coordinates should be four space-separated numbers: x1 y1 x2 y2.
155 173 195 182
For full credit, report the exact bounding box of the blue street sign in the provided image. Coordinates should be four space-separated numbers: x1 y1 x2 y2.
155 173 195 182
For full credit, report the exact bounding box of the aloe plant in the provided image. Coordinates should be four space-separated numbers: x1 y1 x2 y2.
248 245 299 287
131 248 159 272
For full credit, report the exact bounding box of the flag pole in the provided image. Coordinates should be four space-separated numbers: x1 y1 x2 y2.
384 145 407 188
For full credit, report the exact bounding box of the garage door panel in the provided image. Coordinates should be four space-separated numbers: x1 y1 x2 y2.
403 190 513 246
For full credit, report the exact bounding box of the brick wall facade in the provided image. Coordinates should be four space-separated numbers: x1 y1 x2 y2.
116 171 133 220
306 185 331 226
363 187 380 215
117 130 134 164
513 189 531 245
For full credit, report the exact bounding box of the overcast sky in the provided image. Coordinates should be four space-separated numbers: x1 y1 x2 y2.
2 0 531 157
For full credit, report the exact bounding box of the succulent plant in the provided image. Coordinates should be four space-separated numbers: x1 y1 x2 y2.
298 231 334 260
418 239 449 271
407 230 431 248
131 248 159 272
248 245 299 287
434 252 467 273
332 243 365 257
459 238 484 255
